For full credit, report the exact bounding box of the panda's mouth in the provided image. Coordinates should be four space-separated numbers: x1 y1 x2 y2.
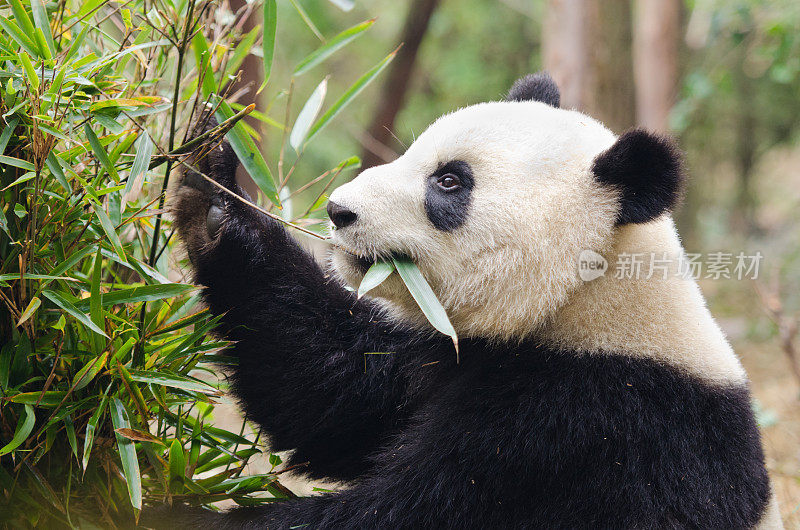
354 254 375 273
333 244 376 273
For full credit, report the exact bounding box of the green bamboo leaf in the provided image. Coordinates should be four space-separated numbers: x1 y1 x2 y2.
290 77 327 152
0 208 9 239
92 202 126 263
122 257 168 285
307 46 398 143
83 124 119 181
64 415 78 461
0 405 34 456
1 171 35 191
90 247 104 353
77 0 104 18
231 103 285 130
0 16 39 57
7 391 65 407
45 152 70 191
294 18 375 75
168 439 186 493
41 289 108 337
259 0 277 92
306 193 329 213
74 283 197 311
0 117 19 154
128 370 217 394
392 257 459 357
358 261 394 298
112 337 136 364
213 97 280 206
18 51 39 92
34 245 97 295
0 155 35 171
71 351 108 392
225 25 260 80
82 391 108 470
0 274 79 282
288 0 323 41
9 0 35 37
192 32 218 96
33 27 51 61
195 448 260 474
46 66 65 96
338 155 362 170
180 415 252 446
64 24 90 63
191 32 279 206
16 296 40 327
38 124 71 143
114 363 149 419
124 133 153 197
89 98 150 112
125 102 172 118
0 345 12 392
110 397 142 512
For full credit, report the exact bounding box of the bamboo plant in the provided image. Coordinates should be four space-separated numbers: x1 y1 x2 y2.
0 0 401 526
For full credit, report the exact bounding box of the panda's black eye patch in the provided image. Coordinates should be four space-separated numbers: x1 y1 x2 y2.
425 160 474 231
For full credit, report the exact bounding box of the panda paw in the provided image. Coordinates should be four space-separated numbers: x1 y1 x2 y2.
172 115 241 245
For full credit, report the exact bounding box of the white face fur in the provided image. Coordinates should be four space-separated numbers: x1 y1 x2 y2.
327 90 746 385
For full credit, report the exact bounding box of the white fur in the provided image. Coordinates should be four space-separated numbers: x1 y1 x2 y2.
328 100 746 386
757 492 784 529
538 217 746 384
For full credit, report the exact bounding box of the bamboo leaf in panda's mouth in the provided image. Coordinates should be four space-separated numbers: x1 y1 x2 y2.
356 258 459 359
358 260 395 298
391 257 460 362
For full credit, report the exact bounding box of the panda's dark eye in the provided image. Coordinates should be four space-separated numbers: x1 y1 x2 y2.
437 173 461 190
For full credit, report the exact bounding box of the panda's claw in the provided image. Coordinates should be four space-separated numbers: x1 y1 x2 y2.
206 205 224 239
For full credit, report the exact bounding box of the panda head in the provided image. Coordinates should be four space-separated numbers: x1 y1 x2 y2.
328 72 684 341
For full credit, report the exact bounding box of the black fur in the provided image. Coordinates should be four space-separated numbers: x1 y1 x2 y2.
593 129 685 225
506 72 560 107
424 160 474 231
164 129 770 529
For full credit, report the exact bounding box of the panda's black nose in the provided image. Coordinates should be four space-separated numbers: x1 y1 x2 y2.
327 201 357 229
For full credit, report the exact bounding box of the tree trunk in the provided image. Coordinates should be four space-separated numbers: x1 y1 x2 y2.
584 0 636 132
633 0 681 132
732 39 758 236
360 0 441 169
543 0 636 133
543 0 588 110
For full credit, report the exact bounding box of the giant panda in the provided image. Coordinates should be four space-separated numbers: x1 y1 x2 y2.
160 72 782 528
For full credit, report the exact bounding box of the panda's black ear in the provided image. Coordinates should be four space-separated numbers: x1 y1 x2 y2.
593 129 685 225
506 72 560 107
